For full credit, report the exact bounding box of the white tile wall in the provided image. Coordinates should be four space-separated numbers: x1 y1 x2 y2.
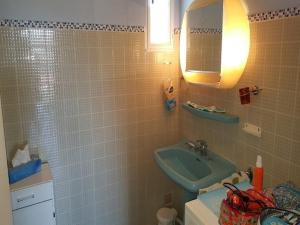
0 28 180 225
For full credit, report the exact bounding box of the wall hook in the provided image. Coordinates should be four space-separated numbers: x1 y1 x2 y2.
251 85 263 95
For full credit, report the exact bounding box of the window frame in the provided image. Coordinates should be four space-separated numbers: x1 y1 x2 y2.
146 0 174 52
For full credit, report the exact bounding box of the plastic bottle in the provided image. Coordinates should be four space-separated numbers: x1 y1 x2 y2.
253 155 263 192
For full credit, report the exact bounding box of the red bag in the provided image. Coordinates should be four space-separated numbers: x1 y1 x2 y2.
220 199 260 225
219 183 275 225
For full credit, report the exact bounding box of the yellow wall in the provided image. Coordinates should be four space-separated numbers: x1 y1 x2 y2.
0 98 12 225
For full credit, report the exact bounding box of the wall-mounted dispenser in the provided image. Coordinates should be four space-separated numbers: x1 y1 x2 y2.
163 79 176 111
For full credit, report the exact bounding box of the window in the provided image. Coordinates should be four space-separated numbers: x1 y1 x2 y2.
147 0 173 51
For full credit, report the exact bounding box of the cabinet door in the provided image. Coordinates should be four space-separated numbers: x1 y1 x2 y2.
13 200 55 225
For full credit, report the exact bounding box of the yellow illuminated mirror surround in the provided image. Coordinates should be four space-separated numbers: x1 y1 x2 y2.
180 0 250 89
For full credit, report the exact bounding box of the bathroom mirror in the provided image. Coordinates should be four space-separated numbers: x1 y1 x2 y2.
186 1 223 73
180 0 250 89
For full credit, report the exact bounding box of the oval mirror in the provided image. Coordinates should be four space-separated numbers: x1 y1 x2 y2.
180 0 250 89
186 1 222 73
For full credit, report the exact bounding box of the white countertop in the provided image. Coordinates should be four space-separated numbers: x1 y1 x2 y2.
10 163 53 192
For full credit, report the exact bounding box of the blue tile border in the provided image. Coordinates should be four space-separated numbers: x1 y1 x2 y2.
1 6 299 32
190 28 222 34
248 6 300 22
173 28 222 35
0 19 145 32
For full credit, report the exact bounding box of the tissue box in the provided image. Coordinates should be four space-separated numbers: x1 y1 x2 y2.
8 159 42 184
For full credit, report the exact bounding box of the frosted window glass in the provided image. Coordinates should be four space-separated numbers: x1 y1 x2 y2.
149 0 171 45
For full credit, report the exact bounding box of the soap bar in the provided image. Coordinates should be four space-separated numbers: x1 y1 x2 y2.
8 159 42 184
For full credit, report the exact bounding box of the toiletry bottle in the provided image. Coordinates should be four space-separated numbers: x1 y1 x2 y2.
253 155 263 192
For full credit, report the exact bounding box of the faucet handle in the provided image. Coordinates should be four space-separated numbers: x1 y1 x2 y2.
185 141 196 149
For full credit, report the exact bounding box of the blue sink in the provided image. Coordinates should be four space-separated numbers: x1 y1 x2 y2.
154 142 236 193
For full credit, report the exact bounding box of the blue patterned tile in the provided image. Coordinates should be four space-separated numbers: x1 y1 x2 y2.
249 6 300 22
190 28 222 34
0 19 145 32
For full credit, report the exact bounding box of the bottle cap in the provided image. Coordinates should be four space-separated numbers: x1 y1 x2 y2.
256 155 262 168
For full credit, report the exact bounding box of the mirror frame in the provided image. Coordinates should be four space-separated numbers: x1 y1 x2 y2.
180 0 250 89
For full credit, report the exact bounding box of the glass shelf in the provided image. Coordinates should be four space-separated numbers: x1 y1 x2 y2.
182 103 239 124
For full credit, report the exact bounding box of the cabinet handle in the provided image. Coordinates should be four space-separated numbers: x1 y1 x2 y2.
17 194 35 202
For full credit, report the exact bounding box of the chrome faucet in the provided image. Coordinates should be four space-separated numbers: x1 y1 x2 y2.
185 140 208 156
197 140 208 156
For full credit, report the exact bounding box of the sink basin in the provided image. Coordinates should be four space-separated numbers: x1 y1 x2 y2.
154 142 236 193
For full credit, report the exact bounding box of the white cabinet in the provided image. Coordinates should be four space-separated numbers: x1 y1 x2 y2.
10 164 56 225
185 205 202 225
185 200 219 225
12 199 55 225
